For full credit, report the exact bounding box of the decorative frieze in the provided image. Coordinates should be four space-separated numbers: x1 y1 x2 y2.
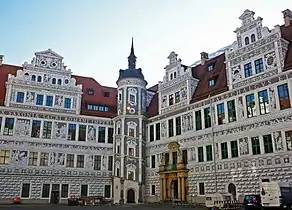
118 79 147 87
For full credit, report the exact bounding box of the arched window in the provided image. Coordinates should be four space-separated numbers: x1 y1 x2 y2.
245 37 250 45
174 72 177 78
52 78 56 84
37 76 42 82
170 73 173 80
31 75 36 81
251 34 256 43
57 79 62 85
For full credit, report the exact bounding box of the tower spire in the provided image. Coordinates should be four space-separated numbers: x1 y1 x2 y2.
128 37 137 69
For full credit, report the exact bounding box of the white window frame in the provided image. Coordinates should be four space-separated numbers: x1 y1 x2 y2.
198 182 205 196
103 184 112 198
128 88 137 106
127 121 137 137
20 183 31 199
126 164 136 180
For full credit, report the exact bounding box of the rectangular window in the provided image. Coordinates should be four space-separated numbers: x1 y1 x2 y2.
204 107 212 128
0 150 10 165
230 140 239 158
68 124 76 141
21 183 30 198
164 153 169 165
258 90 269 115
94 155 102 170
169 94 174 106
263 134 273 154
128 128 135 137
128 171 134 180
16 92 25 103
98 127 106 143
168 119 174 137
108 156 113 171
81 185 88 197
128 148 135 156
175 92 180 103
221 142 228 159
28 152 38 166
61 184 69 198
149 125 154 142
195 110 202 130
207 64 214 71
251 136 261 155
76 155 85 168
151 155 156 168
244 62 253 78
31 120 41 138
198 147 204 162
42 121 52 139
46 96 53 106
151 185 156 196
3 118 14 136
66 154 75 168
64 98 71 109
182 149 188 164
40 152 49 166
155 123 160 140
278 84 291 110
206 145 213 161
255 58 264 74
36 94 44 105
199 183 205 195
246 94 256 118
129 94 136 104
78 125 86 141
172 151 177 164
227 100 236 122
209 79 215 87
42 184 50 198
217 103 225 125
104 185 111 198
107 127 114 143
175 116 182 135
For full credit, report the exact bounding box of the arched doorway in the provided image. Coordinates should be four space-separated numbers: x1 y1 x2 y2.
126 189 135 203
228 183 237 199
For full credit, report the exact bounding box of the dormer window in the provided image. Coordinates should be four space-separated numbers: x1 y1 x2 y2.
104 92 110 97
207 64 214 72
251 34 256 43
245 37 250 45
209 79 215 87
87 89 94 95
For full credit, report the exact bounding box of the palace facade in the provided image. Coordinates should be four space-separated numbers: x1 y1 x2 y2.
0 9 292 204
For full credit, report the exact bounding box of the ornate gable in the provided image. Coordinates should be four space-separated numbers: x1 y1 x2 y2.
33 49 64 70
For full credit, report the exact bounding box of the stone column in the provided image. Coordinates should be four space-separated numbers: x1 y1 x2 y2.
182 177 185 201
163 178 167 200
168 179 172 199
178 177 181 201
160 178 163 201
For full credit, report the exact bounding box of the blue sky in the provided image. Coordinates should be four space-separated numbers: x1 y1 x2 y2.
0 0 290 87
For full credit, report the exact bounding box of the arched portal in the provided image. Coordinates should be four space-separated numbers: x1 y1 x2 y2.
228 183 237 199
126 189 135 203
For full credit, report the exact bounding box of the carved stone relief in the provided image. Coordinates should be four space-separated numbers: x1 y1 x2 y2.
102 156 107 169
54 95 64 106
264 51 277 70
52 122 67 140
11 150 28 165
146 156 150 167
232 66 242 82
10 90 16 102
161 121 167 138
72 97 77 109
87 125 96 141
43 74 51 83
180 87 187 101
15 119 30 137
146 93 153 107
237 96 245 119
182 112 193 132
189 147 196 161
269 87 277 112
161 95 167 109
50 152 65 166
86 155 94 169
285 132 292 151
273 131 283 151
239 137 249 155
26 92 35 103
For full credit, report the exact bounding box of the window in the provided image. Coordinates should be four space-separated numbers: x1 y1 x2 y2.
108 156 113 171
31 120 41 138
227 100 237 122
104 185 111 198
98 127 106 143
88 89 94 95
206 145 213 161
61 184 69 198
204 107 212 128
77 155 85 168
40 152 49 166
3 118 14 136
87 104 109 112
217 103 225 125
149 125 154 142
31 75 36 81
104 92 110 97
57 79 62 85
129 94 136 104
28 152 38 166
151 155 156 168
278 84 291 110
128 148 135 156
37 76 42 82
0 150 10 165
164 153 169 165
16 92 25 103
195 110 202 130
155 123 161 140
46 96 53 106
175 92 180 103
116 168 120 177
209 79 215 87
230 140 238 158
207 64 214 71
258 90 269 115
128 128 135 137
128 170 134 180
255 58 264 74
244 62 252 78
42 184 50 198
198 147 204 162
66 154 75 167
107 127 114 143
151 185 155 196
175 116 181 135
251 137 261 155
81 185 88 197
52 78 56 84
199 183 205 195
246 94 256 118
221 142 228 159
21 183 30 198
263 134 273 154
251 34 256 43
245 37 250 45
169 94 174 106
68 124 76 140
42 121 52 139
168 119 174 137
36 94 44 105
64 98 71 109
182 150 188 164
172 152 177 164
78 125 86 141
94 155 101 170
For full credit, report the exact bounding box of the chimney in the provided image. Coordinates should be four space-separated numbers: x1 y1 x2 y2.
200 52 209 65
0 55 3 66
282 9 292 27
